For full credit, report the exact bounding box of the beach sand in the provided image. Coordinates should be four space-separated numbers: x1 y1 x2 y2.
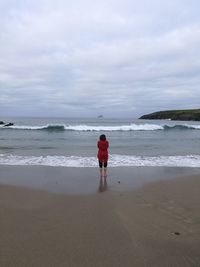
0 166 200 266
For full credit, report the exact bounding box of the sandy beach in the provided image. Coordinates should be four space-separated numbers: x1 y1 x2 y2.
0 166 200 266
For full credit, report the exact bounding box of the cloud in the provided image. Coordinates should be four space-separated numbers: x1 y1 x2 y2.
0 0 200 117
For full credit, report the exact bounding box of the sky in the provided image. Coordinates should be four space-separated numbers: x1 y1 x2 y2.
0 0 200 118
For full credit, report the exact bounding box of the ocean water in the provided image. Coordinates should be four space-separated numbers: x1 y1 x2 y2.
0 117 200 167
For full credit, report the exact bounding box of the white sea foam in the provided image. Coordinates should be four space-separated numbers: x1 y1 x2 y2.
183 124 200 129
1 123 200 131
0 154 200 167
8 125 48 130
5 124 65 130
0 123 165 131
1 122 200 131
65 124 164 131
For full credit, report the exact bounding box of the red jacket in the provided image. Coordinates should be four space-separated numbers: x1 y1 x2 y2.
97 140 109 162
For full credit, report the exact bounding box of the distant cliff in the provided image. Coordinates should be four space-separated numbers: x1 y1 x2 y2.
139 109 200 121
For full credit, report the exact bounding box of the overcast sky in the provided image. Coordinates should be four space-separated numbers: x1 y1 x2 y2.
0 0 200 118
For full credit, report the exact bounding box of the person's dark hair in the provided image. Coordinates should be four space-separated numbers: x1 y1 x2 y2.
99 134 106 141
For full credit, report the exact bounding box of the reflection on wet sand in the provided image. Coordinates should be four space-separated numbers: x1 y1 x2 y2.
98 176 108 192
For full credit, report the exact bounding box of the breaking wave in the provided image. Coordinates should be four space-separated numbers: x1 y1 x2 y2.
0 124 66 131
164 124 200 130
0 154 200 167
1 123 200 131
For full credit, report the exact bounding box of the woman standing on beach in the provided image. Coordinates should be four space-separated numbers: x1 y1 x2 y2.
97 134 109 178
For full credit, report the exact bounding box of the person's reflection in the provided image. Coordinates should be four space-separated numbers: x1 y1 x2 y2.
98 176 108 192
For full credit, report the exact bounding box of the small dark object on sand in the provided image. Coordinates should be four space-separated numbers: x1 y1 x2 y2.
174 232 180 235
118 181 120 184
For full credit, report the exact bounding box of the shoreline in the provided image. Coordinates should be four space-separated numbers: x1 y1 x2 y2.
0 165 200 195
0 166 200 266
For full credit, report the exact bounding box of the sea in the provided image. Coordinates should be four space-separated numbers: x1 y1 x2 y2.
0 117 200 168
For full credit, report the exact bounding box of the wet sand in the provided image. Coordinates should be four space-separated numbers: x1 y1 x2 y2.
0 166 200 266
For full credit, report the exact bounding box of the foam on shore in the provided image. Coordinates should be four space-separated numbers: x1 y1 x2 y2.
0 154 200 167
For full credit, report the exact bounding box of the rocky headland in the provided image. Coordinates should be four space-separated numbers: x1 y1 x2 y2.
0 121 14 127
139 109 200 121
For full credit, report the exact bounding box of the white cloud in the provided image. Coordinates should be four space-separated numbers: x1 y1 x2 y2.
0 0 200 117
